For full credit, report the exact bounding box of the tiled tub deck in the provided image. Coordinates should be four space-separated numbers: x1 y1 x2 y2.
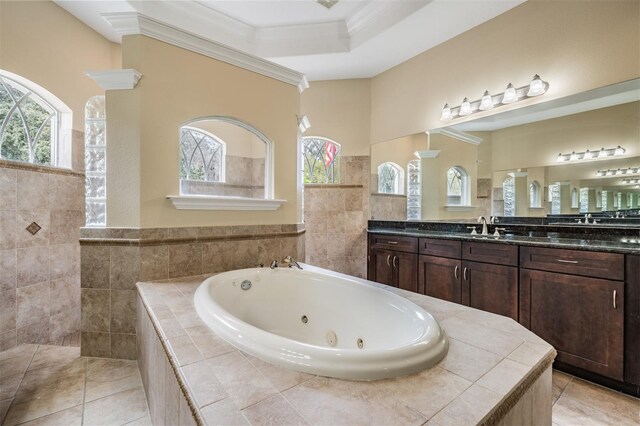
136 269 556 426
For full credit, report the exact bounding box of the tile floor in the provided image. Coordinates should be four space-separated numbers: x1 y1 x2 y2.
0 343 638 425
0 344 150 426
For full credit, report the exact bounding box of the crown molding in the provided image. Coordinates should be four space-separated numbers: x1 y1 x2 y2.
429 128 483 145
85 69 142 90
101 12 308 92
415 150 441 159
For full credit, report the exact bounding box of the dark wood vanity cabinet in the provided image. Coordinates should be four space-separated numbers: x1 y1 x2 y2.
462 260 519 321
520 247 626 381
368 235 418 292
418 255 461 303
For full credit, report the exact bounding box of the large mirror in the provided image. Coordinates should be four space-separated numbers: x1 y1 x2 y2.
370 79 640 222
179 117 270 199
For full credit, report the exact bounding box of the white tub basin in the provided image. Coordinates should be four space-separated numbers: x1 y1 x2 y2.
194 266 448 380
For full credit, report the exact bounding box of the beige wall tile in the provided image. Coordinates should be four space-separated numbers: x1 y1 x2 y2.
50 243 79 280
0 211 17 250
81 332 110 357
110 290 137 334
49 210 83 245
49 309 80 341
110 246 140 290
15 210 49 248
0 289 16 333
81 246 110 289
140 245 168 281
50 275 80 317
231 240 258 270
17 171 49 211
169 244 203 278
49 174 83 211
0 168 17 211
17 317 50 345
0 249 17 292
16 245 49 287
81 289 110 332
16 282 50 328
202 241 234 274
111 333 136 359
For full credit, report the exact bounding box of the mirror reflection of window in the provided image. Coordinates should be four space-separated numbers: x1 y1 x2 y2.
571 188 579 209
446 166 469 205
302 137 340 184
529 180 541 208
503 177 515 216
407 159 421 219
179 118 267 198
602 191 608 210
378 162 404 194
579 188 589 213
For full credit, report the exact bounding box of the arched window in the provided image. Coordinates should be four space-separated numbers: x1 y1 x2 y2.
0 71 70 166
549 183 561 214
378 162 404 194
407 159 421 219
302 137 340 184
529 180 541 208
503 177 515 216
601 191 608 209
179 126 226 182
447 166 469 205
579 188 589 213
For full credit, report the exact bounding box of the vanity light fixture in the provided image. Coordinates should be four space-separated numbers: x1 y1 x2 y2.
556 146 626 162
596 166 640 177
440 74 549 121
297 115 311 133
622 178 640 184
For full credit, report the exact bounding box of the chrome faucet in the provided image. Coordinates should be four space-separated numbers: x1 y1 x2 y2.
270 260 279 269
477 216 489 235
283 255 303 269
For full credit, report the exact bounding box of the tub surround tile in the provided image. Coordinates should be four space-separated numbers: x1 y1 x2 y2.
200 397 249 425
81 246 110 289
110 246 140 290
110 290 137 334
242 394 309 426
137 269 558 426
83 386 149 426
16 245 49 287
81 289 110 332
15 210 50 248
0 168 17 210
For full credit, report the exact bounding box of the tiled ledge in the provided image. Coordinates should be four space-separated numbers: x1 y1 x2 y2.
80 223 306 246
136 269 556 425
304 184 363 189
0 159 85 177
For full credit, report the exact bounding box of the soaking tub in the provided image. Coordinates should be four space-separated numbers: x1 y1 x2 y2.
194 265 448 380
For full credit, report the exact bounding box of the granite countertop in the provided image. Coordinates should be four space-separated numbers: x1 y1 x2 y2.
137 266 556 426
368 229 640 255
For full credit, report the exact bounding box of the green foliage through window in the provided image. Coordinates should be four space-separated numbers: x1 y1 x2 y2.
0 74 56 165
302 138 340 184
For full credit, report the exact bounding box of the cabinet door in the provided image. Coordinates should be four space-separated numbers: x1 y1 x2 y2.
462 261 518 320
520 269 624 381
371 249 394 286
418 255 461 303
393 252 418 293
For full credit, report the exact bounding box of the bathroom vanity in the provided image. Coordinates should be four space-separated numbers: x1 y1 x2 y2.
367 221 640 397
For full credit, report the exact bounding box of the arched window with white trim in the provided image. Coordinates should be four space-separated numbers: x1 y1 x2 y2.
0 70 71 166
446 166 470 205
529 180 541 208
179 126 226 183
503 177 516 216
378 162 404 194
302 137 340 184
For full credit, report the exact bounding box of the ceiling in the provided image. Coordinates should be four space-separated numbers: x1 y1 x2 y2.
54 0 525 81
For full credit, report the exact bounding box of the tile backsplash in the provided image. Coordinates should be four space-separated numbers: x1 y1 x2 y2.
80 224 305 359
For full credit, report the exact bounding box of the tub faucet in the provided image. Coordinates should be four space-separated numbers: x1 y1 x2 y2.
283 256 303 270
270 260 279 269
477 216 489 235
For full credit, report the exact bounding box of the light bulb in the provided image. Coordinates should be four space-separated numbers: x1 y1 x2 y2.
570 151 578 161
441 104 452 121
583 150 592 159
479 91 493 110
615 145 625 155
598 148 607 158
502 83 518 104
459 98 472 116
527 74 547 96
596 170 605 177
556 153 566 162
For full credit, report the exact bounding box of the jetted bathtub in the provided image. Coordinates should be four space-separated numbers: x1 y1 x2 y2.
194 265 448 380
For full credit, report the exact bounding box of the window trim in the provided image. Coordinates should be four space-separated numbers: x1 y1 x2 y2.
446 166 470 206
377 161 404 195
529 180 542 208
301 136 341 184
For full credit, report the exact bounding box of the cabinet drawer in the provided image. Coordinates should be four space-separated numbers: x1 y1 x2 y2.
419 238 461 258
369 234 418 253
462 241 518 266
520 247 624 280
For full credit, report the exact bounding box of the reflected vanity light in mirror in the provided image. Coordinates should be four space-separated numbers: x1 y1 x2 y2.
596 167 640 176
557 146 626 162
440 74 549 121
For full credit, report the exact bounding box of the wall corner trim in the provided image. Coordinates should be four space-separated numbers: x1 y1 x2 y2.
85 69 143 90
101 12 308 92
415 150 441 159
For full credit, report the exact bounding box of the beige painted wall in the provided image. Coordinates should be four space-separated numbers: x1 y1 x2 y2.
301 79 371 156
0 0 120 131
370 0 640 143
107 35 300 228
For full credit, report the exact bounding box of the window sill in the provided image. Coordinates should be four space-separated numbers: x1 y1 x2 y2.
167 195 285 211
528 207 546 210
444 205 476 211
